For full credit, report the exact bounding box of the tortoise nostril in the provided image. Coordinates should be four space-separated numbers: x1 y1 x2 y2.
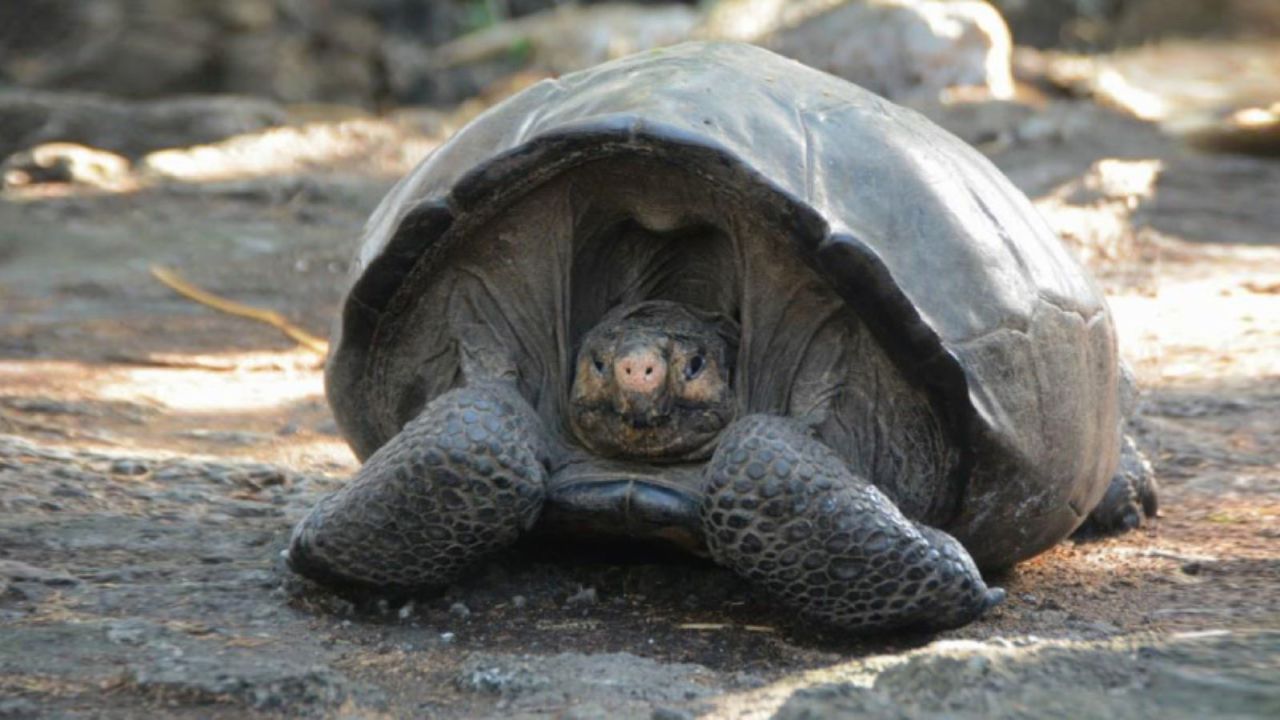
615 352 665 390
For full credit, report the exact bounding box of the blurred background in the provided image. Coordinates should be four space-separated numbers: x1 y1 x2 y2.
0 3 1277 719
2 0 1278 102
1 0 1277 157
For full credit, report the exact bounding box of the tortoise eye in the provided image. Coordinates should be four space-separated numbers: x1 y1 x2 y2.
592 357 606 375
685 355 705 379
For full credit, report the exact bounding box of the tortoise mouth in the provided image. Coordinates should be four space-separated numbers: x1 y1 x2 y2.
623 412 670 430
568 401 728 462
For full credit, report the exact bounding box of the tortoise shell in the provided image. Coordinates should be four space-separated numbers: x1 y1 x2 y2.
326 42 1121 570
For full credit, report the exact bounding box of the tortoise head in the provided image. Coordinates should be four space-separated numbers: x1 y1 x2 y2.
570 301 737 462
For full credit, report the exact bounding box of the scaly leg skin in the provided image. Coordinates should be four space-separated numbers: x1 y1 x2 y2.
288 384 549 592
1074 434 1159 537
702 415 1003 633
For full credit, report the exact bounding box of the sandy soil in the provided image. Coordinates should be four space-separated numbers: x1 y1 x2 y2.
0 91 1276 718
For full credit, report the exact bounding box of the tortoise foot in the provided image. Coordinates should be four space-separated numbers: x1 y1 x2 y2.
288 384 549 591
1074 435 1159 538
702 415 1001 633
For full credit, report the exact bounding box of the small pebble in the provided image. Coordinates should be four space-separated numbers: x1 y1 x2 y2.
110 459 149 476
440 632 456 644
50 466 89 481
565 587 598 607
51 483 90 498
449 602 472 621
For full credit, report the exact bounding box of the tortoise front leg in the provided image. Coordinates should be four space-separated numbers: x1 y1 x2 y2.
288 384 549 591
701 415 1003 632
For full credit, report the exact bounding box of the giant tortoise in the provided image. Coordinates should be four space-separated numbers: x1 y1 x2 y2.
288 42 1156 632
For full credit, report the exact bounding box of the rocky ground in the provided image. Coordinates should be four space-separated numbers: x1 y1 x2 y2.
1 51 1279 720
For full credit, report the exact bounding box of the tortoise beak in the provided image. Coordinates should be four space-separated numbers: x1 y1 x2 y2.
616 384 674 428
620 409 671 430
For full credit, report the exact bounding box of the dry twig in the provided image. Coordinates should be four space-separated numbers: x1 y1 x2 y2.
150 265 329 354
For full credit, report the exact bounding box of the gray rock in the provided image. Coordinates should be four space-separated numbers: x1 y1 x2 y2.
456 661 548 696
456 652 720 713
699 0 1014 102
50 482 90 498
129 654 353 711
1 622 375 713
565 586 599 608
773 683 911 720
449 601 472 621
396 600 415 620
772 630 1280 720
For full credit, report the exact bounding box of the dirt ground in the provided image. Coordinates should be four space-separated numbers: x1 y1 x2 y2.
0 83 1277 717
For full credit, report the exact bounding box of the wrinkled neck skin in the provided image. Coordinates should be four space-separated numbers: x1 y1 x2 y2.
569 301 738 464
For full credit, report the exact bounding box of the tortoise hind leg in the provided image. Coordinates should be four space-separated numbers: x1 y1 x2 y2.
701 415 1002 632
1074 435 1158 537
288 384 549 591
